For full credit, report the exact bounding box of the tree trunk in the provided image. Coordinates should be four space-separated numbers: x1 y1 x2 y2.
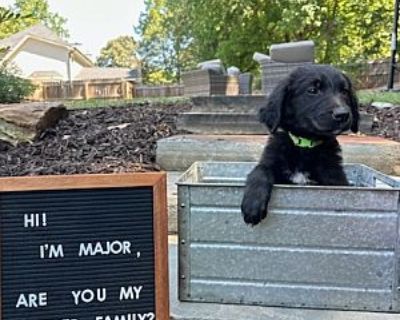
323 0 340 63
0 102 67 145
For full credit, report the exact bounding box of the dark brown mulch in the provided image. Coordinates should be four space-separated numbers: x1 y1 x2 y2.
0 100 398 177
0 102 191 176
360 104 400 142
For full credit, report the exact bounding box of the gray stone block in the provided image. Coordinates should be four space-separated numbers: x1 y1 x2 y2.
371 102 395 109
183 96 372 134
270 40 315 63
177 112 267 135
177 96 268 134
167 171 182 234
157 135 265 171
190 95 266 112
156 134 400 175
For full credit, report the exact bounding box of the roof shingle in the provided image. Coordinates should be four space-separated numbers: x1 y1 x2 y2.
74 67 139 81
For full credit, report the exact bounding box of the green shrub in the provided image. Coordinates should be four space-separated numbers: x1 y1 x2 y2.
0 69 36 103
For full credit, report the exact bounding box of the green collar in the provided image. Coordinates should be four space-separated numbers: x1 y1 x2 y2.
288 132 323 148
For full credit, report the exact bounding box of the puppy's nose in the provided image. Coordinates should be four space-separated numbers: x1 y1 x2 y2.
332 106 350 122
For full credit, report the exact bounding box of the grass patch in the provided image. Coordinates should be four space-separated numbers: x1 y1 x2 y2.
357 90 400 105
64 96 190 110
61 92 400 108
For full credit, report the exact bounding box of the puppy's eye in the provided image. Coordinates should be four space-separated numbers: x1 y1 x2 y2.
307 87 319 95
340 88 350 95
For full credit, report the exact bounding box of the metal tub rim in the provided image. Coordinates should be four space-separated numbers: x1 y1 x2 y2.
176 161 400 190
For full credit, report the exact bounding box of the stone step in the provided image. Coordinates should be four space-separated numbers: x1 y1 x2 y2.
178 112 373 135
156 134 400 175
177 112 267 134
179 96 267 135
190 95 266 112
182 96 373 135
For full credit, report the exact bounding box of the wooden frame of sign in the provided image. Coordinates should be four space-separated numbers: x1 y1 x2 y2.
0 172 169 320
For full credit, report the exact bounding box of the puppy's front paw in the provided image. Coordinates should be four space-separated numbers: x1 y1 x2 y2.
241 187 270 226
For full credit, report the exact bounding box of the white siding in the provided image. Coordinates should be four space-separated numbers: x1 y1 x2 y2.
11 38 70 79
70 59 83 79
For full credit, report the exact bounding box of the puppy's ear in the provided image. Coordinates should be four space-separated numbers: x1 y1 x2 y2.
343 73 359 133
259 79 289 133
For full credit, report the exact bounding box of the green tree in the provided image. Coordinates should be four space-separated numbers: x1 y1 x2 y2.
0 6 31 55
96 36 140 68
136 0 394 80
0 6 26 24
275 0 392 63
335 1 392 62
0 67 36 103
183 0 276 71
186 0 393 65
0 0 69 40
135 0 194 84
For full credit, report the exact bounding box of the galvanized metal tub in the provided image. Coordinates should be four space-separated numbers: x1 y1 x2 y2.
177 162 400 312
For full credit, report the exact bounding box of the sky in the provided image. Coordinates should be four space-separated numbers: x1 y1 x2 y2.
1 0 146 59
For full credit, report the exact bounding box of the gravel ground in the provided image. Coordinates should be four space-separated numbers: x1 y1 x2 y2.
360 103 400 142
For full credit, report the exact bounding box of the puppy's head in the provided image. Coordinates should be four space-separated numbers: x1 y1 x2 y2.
260 65 359 138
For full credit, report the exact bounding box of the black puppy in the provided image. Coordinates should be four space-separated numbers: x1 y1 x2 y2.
241 64 359 225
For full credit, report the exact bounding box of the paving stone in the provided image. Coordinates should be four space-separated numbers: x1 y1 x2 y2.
157 134 400 175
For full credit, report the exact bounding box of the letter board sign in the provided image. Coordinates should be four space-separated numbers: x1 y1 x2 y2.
0 173 168 320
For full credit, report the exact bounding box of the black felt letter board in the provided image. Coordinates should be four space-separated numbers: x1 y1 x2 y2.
0 187 156 320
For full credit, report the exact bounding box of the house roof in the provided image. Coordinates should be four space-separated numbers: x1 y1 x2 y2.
0 24 69 50
74 67 140 81
0 24 93 67
28 70 64 80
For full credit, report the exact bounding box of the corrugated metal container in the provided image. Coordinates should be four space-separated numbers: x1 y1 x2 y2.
177 162 400 312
